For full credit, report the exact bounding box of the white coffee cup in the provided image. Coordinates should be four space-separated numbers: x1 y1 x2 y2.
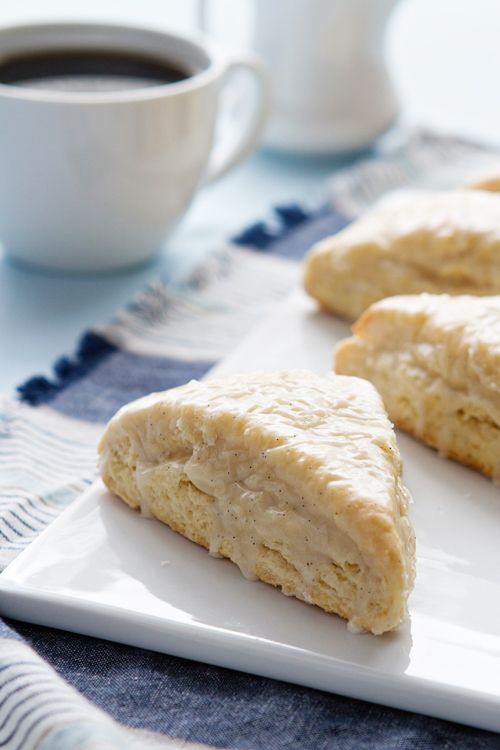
0 22 269 273
198 0 399 154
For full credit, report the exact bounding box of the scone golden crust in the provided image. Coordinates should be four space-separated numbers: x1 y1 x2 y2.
335 294 500 480
304 190 500 319
98 370 415 635
464 169 500 192
467 177 500 192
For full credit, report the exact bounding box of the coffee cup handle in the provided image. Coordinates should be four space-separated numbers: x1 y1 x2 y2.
203 54 270 184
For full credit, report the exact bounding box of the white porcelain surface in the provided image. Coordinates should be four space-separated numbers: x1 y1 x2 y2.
0 22 268 272
199 0 399 153
1 289 500 732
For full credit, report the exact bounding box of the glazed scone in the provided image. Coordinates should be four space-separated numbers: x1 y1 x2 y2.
304 190 500 319
334 294 500 480
98 370 415 635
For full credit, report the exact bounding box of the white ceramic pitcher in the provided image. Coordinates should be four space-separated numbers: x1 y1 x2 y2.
198 0 399 154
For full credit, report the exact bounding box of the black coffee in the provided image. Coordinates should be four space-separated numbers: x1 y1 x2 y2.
0 49 193 92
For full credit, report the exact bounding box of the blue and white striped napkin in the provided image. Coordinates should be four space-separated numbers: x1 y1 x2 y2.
2 130 500 750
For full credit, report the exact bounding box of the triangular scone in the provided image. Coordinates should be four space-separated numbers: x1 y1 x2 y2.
98 370 415 635
335 294 500 480
304 190 500 320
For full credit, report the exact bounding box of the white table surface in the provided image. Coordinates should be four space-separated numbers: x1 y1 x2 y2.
2 0 500 393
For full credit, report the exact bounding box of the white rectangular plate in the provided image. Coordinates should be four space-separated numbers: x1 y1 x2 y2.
1 290 500 733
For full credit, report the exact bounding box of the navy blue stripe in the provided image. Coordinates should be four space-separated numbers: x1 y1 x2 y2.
17 332 117 407
232 202 351 258
231 202 315 249
268 208 351 261
17 334 214 422
43 351 215 423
